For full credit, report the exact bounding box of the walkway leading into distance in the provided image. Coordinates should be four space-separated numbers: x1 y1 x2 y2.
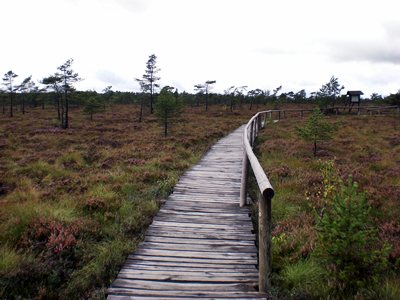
107 126 265 299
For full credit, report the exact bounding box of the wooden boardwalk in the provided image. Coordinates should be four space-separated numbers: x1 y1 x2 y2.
108 126 264 299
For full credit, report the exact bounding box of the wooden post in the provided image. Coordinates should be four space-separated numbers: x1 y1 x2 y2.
301 110 303 118
253 119 257 143
263 113 267 128
283 111 286 119
258 114 262 130
259 191 272 293
250 121 254 147
240 150 249 207
278 111 281 120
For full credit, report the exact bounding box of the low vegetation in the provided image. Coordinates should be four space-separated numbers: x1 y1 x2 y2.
255 113 400 298
0 105 253 298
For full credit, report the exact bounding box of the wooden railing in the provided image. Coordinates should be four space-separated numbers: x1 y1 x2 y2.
240 110 274 293
267 105 399 120
240 105 398 293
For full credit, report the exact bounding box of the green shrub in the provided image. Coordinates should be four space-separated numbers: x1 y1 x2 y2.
296 108 336 156
316 178 389 297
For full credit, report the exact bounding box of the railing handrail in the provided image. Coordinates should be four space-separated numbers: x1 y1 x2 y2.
242 111 274 200
267 105 398 112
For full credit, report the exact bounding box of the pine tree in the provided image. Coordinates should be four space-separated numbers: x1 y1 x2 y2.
155 86 183 137
136 54 160 115
296 108 336 156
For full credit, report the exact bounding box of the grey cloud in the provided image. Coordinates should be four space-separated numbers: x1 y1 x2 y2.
327 40 400 65
383 21 400 40
96 70 130 88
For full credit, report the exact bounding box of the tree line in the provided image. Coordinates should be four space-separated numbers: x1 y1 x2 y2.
2 55 400 132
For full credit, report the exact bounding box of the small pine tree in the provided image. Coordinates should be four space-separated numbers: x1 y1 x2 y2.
83 96 103 120
155 86 183 137
296 108 336 156
316 178 389 296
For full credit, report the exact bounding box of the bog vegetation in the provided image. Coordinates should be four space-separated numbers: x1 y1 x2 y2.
0 104 254 298
1 55 399 298
255 113 400 299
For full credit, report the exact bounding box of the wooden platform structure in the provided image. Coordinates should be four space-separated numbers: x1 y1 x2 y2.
108 126 265 299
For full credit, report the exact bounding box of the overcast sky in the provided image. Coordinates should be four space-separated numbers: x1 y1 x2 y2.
1 0 399 96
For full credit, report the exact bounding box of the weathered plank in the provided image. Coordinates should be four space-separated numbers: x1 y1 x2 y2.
108 288 264 298
125 259 256 269
108 126 260 299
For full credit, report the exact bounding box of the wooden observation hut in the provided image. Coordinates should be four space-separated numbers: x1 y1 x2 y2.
346 90 364 112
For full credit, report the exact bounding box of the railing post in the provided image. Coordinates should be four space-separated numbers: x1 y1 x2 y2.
240 150 248 207
252 121 256 146
250 121 254 146
263 113 267 128
257 114 262 130
259 191 272 293
278 111 281 120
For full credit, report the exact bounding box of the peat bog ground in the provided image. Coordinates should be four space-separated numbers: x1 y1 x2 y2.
254 113 400 298
0 105 253 298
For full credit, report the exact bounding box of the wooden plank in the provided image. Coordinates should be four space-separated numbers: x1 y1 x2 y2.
120 264 257 273
108 288 264 298
137 242 257 253
144 236 254 246
116 272 257 283
127 254 257 265
147 226 253 236
133 249 257 259
118 268 258 277
124 259 256 269
154 216 252 225
108 296 263 300
160 204 251 213
151 220 253 230
157 209 251 218
145 229 255 240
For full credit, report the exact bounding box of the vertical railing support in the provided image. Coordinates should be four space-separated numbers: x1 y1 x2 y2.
263 112 267 128
259 191 272 293
251 121 256 146
240 151 248 207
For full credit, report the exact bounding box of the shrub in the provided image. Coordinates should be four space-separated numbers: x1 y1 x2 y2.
155 86 183 137
316 177 389 297
296 108 336 156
